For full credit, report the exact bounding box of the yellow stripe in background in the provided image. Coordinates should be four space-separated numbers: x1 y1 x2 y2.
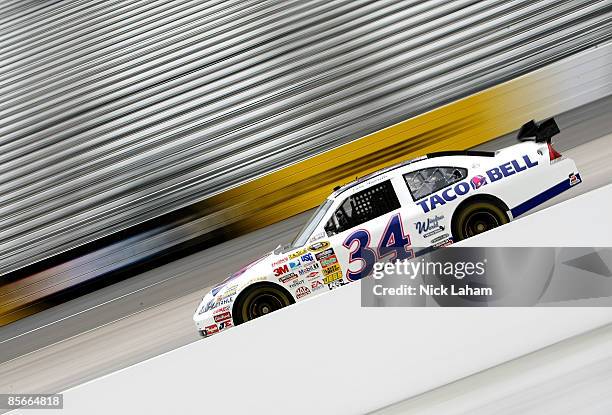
201 44 612 231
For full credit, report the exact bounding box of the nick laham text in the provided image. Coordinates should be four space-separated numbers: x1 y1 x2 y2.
373 284 493 297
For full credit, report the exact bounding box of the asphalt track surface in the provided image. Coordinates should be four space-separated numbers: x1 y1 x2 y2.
0 96 611 399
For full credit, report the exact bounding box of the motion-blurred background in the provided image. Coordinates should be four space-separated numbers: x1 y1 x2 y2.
1 0 611 324
1 1 612 405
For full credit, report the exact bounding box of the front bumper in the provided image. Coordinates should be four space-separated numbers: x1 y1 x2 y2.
193 295 235 337
193 308 217 335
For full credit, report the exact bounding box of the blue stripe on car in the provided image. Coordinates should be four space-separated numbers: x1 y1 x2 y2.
511 174 580 218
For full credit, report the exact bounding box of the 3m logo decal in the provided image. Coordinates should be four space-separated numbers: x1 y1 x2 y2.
273 264 289 276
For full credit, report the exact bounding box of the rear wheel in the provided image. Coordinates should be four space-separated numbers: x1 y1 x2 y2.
452 200 509 242
233 284 293 325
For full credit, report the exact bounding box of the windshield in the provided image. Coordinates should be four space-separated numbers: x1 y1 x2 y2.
291 199 333 248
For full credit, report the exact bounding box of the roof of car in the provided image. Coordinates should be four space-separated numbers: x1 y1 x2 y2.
330 150 495 198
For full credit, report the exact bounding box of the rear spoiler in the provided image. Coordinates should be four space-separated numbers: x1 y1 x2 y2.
517 118 560 143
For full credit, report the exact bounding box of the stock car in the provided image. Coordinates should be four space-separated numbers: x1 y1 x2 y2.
194 118 581 336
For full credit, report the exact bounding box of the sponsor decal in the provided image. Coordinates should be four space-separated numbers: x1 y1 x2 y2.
470 174 488 190
295 286 311 299
431 233 450 244
213 305 231 314
569 172 581 186
308 241 330 252
219 320 233 330
288 259 302 270
327 279 346 290
211 284 226 297
218 285 237 299
415 215 444 236
289 248 308 259
279 273 299 284
311 280 324 291
417 155 538 213
205 324 219 335
298 263 321 276
320 256 338 267
322 264 341 276
315 248 336 261
424 228 444 238
434 237 454 248
305 271 320 281
289 279 305 289
323 271 342 284
272 257 289 267
200 298 215 314
214 311 232 322
217 293 233 301
273 264 289 276
300 253 315 263
214 297 233 308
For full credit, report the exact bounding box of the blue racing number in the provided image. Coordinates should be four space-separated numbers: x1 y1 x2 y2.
343 213 413 281
343 230 376 282
378 213 414 262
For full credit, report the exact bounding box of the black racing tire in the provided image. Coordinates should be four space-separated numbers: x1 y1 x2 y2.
232 283 293 325
452 200 509 242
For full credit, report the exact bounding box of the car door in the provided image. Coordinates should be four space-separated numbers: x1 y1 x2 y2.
321 178 414 285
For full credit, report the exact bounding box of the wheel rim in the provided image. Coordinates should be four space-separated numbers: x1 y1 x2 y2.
463 210 500 238
247 292 285 320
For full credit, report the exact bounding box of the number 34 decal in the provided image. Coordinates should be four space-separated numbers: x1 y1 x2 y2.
342 213 414 281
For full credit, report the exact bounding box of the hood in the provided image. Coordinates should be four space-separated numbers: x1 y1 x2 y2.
210 251 273 296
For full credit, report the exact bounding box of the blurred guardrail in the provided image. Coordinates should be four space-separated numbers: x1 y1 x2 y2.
1 1 612 324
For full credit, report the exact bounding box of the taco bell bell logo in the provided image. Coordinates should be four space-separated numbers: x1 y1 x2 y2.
470 175 487 190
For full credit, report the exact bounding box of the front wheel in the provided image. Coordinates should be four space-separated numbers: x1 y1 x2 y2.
233 284 293 325
452 200 509 242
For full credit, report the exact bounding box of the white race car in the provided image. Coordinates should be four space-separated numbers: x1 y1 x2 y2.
194 118 581 336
